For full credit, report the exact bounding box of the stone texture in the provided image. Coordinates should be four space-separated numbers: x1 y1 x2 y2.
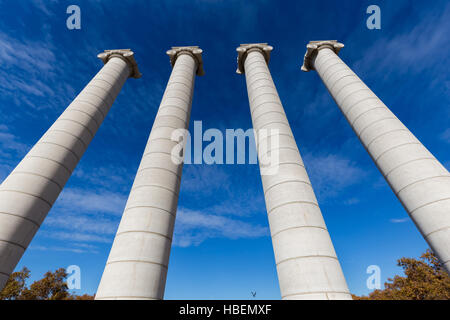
0 49 140 290
95 46 203 300
237 43 351 300
303 40 450 274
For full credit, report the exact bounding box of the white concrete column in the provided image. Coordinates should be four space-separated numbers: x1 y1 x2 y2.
0 49 141 290
302 40 450 274
237 43 351 300
95 47 204 300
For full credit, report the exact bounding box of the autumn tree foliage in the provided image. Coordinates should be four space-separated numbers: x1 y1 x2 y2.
0 267 94 300
354 250 450 300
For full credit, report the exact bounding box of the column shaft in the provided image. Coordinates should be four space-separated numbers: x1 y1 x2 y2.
96 48 202 300
239 44 351 300
0 51 139 290
307 41 450 273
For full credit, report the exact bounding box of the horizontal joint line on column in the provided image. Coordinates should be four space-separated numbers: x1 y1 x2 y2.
247 71 271 79
82 86 114 107
344 97 379 118
375 142 421 163
385 157 437 178
334 81 366 100
73 99 107 119
91 77 117 90
268 201 319 215
147 137 180 146
277 255 338 266
167 81 191 91
244 59 267 70
163 88 191 99
323 63 347 81
0 211 40 228
0 239 26 251
329 74 359 92
339 88 373 106
0 190 53 207
136 167 181 181
57 117 95 139
350 106 386 127
67 108 101 129
78 92 109 112
98 69 121 80
124 205 176 217
324 66 352 85
162 95 189 105
317 54 340 69
282 291 350 299
259 146 299 159
131 184 179 196
159 105 189 114
249 85 277 94
102 65 122 78
424 226 450 239
169 75 193 84
259 121 291 130
357 117 398 139
47 129 88 150
396 175 450 195
366 129 411 150
246 65 270 76
173 69 194 79
410 197 450 215
11 171 63 191
106 260 168 269
264 180 311 196
25 156 73 175
253 111 287 124
37 141 80 161
155 115 187 126
316 55 341 73
142 151 174 158
116 230 172 241
257 133 295 145
246 67 270 78
251 92 279 105
251 101 283 116
152 125 181 131
248 77 273 89
86 84 116 105
271 226 327 239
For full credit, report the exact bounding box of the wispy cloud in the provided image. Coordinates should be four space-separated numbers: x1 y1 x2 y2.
390 217 410 224
440 128 450 144
173 208 268 247
303 153 366 200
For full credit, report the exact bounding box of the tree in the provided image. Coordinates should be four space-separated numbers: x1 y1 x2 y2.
354 250 450 300
0 267 94 300
0 267 30 300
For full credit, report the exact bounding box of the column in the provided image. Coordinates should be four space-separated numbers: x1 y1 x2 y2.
0 49 141 290
237 43 351 300
302 40 450 273
95 46 204 300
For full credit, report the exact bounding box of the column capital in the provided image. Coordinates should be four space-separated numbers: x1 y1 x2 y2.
301 40 344 72
236 43 273 74
166 46 205 76
97 49 142 79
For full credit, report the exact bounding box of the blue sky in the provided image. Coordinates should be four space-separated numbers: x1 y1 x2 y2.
0 0 449 299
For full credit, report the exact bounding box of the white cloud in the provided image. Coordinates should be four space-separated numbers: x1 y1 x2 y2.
390 217 410 224
54 187 127 216
440 128 450 144
173 208 268 247
303 153 366 200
